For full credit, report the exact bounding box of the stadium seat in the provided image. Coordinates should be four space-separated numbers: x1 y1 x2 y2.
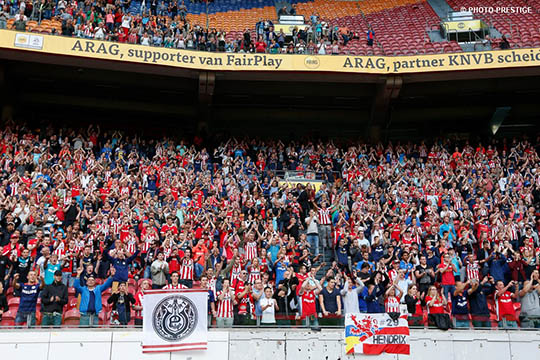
0 309 16 326
63 309 81 325
8 297 20 312
99 311 109 325
66 297 79 311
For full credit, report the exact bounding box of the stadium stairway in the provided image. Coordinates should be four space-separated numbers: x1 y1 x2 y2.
427 0 453 18
427 0 501 51
274 0 291 17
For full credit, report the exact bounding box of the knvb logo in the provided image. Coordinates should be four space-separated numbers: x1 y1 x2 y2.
152 295 197 342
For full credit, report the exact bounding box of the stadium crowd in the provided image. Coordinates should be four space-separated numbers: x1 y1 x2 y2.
0 0 355 55
0 119 539 330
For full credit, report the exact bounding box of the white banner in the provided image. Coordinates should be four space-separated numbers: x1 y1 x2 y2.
142 289 208 353
345 313 410 355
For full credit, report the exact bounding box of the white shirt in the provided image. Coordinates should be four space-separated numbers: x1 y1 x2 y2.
260 297 276 324
340 280 364 314
305 216 318 234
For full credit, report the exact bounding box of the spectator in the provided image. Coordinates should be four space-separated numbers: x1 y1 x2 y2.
201 275 216 325
61 19 74 36
425 286 446 314
259 286 278 325
437 253 457 300
43 253 61 286
108 281 136 325
232 270 251 325
495 280 518 328
366 28 374 46
299 273 322 326
12 271 43 326
0 5 8 30
415 254 435 298
13 14 27 31
151 252 169 289
425 285 450 329
133 279 150 326
105 242 140 292
74 266 116 327
179 248 195 288
404 284 423 326
469 276 495 328
518 270 540 328
384 280 401 315
164 271 187 289
0 281 8 321
500 35 511 49
216 278 235 328
451 280 477 328
41 270 68 327
319 276 342 319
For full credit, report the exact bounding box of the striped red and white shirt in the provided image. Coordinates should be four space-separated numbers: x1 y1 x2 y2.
230 263 242 283
507 224 519 241
125 235 139 254
216 289 234 318
318 208 331 225
385 296 400 313
466 261 480 281
245 241 258 261
142 232 159 252
180 258 194 280
134 291 144 319
248 267 261 285
54 240 66 257
163 283 188 290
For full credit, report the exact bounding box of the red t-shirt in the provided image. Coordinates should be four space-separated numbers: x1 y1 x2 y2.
301 289 317 318
295 273 308 295
496 291 516 321
233 279 248 314
255 41 267 53
425 295 445 314
439 262 455 285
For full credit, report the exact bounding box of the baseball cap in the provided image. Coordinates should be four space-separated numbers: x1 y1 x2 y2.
54 270 63 276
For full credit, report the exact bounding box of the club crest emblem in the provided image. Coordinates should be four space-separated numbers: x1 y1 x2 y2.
152 295 197 341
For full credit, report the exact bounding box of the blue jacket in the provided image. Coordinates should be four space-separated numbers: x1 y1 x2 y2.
469 283 494 316
489 254 507 282
74 277 113 314
358 286 368 312
439 223 457 244
104 244 139 282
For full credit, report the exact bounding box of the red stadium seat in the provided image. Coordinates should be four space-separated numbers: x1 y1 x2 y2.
66 297 79 311
8 297 20 312
99 311 109 325
63 309 81 325
1 309 16 326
